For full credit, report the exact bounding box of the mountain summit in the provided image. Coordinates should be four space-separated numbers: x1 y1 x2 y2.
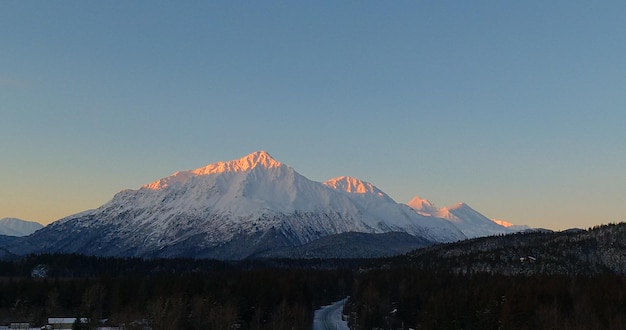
143 151 283 190
4 151 510 259
192 150 283 174
407 196 439 215
324 176 386 196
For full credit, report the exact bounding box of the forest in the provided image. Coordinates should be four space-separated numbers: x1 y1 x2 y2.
2 223 626 329
0 255 352 329
347 269 626 329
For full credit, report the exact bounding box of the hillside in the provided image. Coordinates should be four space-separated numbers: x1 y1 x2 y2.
399 223 626 275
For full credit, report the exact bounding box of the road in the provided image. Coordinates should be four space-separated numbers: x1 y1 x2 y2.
312 297 350 330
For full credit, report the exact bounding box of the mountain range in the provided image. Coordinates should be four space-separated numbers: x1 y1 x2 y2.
406 197 529 238
1 151 526 259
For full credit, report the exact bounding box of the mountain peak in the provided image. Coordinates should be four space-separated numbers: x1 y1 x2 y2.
492 219 514 228
143 151 284 190
242 150 281 168
406 196 439 214
407 196 435 208
447 202 469 211
323 176 384 196
193 150 282 175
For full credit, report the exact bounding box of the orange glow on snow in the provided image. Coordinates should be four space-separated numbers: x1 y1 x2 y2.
492 219 514 227
142 151 282 190
325 176 376 194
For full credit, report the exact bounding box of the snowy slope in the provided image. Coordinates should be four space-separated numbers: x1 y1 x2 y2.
0 218 43 236
324 176 465 242
406 197 524 238
8 151 464 259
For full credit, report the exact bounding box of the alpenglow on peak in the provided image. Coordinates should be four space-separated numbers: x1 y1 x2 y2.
324 176 385 196
192 150 283 175
143 151 284 190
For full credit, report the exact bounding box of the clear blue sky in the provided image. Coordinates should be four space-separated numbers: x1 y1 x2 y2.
2 1 625 229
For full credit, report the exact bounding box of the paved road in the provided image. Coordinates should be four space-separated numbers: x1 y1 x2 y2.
312 297 349 330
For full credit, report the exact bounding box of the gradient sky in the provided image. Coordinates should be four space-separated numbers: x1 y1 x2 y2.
2 1 625 230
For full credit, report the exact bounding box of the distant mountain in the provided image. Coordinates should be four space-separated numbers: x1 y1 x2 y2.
0 218 43 236
405 196 439 215
5 151 466 260
407 197 526 238
492 218 514 227
323 176 464 242
492 218 531 231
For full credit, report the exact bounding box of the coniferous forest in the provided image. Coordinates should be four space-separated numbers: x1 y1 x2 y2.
2 223 626 329
0 255 351 329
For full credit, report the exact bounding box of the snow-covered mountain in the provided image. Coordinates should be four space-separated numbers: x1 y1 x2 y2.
407 197 525 238
6 151 466 259
493 219 531 231
323 177 465 242
0 218 43 237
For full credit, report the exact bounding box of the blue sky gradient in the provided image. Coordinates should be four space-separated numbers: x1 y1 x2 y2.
2 1 625 229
